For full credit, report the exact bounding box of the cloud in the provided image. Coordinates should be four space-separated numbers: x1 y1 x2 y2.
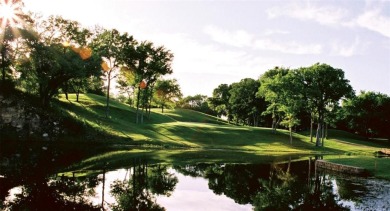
147 33 281 96
266 1 390 38
266 3 350 26
263 29 290 36
203 25 322 55
254 39 322 55
356 9 390 38
331 37 369 57
203 25 254 48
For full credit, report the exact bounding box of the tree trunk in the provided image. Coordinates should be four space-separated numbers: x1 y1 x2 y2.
325 123 328 139
315 122 322 147
64 82 69 100
289 127 292 145
136 87 141 124
276 116 281 129
272 117 277 134
76 89 80 102
147 86 154 119
310 117 314 143
105 71 111 118
321 121 325 147
161 104 164 113
141 106 144 124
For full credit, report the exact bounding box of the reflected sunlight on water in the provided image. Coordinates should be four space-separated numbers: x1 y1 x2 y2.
156 169 252 211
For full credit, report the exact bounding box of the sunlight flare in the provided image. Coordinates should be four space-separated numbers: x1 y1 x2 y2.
0 0 22 28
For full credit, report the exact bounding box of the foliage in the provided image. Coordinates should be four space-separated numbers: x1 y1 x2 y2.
229 78 266 126
208 84 231 118
301 63 354 146
258 67 289 131
16 16 101 107
109 163 175 210
0 0 28 82
178 94 215 115
256 64 354 146
342 91 390 139
92 28 136 117
153 78 182 113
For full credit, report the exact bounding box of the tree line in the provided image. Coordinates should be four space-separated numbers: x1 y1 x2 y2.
193 64 389 145
0 0 181 124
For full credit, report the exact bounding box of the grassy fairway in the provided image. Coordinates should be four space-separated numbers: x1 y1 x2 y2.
56 93 387 155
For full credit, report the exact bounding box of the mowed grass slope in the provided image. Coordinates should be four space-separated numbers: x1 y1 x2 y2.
56 94 387 155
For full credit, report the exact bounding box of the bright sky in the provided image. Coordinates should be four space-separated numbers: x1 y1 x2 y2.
23 0 390 97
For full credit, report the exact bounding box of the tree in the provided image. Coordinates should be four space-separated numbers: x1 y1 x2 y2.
0 0 26 82
116 66 136 105
278 70 305 144
92 28 137 117
154 78 182 113
209 84 231 119
229 78 266 126
258 67 289 132
302 63 353 147
178 94 215 115
121 41 173 123
18 16 101 107
342 91 390 139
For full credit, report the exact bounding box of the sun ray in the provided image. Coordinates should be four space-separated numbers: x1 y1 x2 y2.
0 0 23 29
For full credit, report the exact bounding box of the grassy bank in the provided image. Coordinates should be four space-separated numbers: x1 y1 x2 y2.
55 94 386 154
324 155 390 179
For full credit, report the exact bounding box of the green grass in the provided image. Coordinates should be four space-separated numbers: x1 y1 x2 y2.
154 108 229 125
324 155 390 180
55 94 388 154
53 94 390 178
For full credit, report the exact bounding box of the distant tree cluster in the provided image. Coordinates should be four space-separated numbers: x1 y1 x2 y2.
177 94 216 116
208 63 390 145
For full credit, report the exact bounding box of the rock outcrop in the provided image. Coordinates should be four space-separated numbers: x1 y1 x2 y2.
0 94 63 141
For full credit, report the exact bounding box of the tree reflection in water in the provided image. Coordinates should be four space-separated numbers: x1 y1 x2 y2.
1 162 178 210
3 175 100 210
175 159 352 211
108 162 178 211
253 159 350 210
2 157 385 210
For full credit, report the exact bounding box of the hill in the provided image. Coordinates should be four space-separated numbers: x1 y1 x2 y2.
54 93 387 156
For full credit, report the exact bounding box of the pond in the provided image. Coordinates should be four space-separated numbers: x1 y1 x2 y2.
1 145 390 210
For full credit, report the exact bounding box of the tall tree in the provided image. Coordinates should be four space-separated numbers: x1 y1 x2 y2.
302 63 353 147
93 29 137 117
278 70 305 144
122 41 173 123
258 67 289 133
